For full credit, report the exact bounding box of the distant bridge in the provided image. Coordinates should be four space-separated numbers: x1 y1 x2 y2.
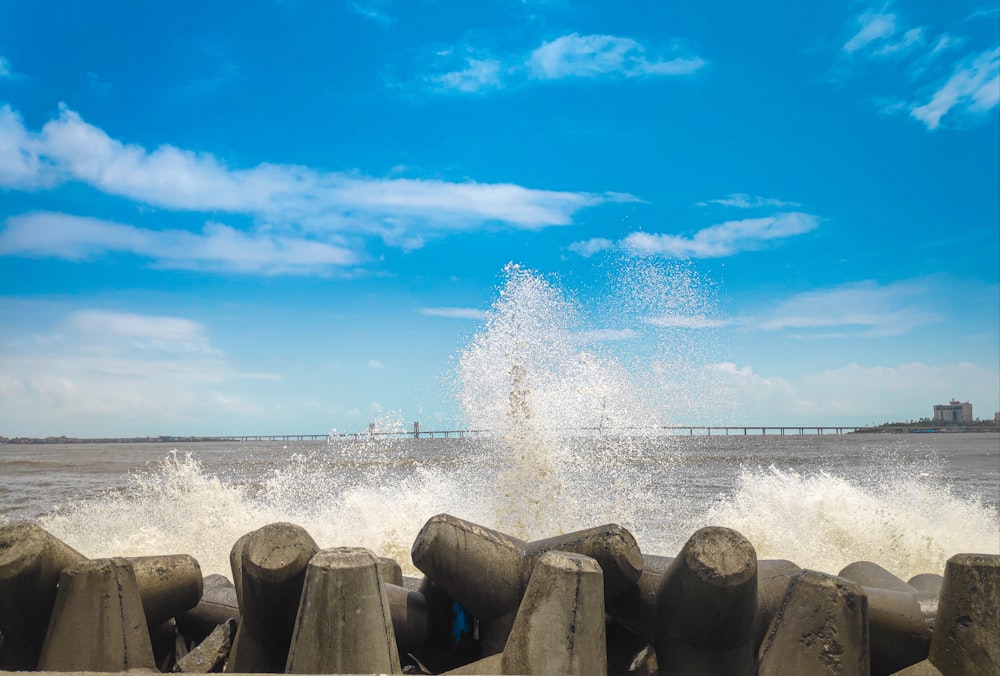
207 424 870 443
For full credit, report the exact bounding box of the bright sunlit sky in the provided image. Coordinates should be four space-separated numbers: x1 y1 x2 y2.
1 1 998 437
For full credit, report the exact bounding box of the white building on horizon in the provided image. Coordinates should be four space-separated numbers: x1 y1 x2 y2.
933 399 973 423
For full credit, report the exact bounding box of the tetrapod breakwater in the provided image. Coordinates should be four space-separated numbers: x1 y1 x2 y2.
0 517 997 675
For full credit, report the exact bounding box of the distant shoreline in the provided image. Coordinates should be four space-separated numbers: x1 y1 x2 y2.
3 424 999 445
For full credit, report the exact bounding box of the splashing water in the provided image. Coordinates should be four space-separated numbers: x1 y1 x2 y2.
706 466 999 580
24 262 1000 581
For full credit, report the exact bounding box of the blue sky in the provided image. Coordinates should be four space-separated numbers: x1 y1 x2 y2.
1 1 998 437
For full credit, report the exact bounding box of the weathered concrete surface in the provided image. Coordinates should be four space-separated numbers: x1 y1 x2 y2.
285 547 401 674
655 526 758 675
175 618 235 673
864 587 933 675
411 514 527 622
131 554 204 628
226 522 318 673
502 551 607 676
929 553 999 675
385 582 429 653
524 523 643 601
840 561 918 593
176 574 240 645
889 658 943 675
378 556 404 586
606 554 673 644
37 557 156 672
0 521 86 669
757 570 870 676
906 574 943 596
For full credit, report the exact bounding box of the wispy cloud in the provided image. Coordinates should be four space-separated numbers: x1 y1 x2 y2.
840 3 999 130
749 280 942 337
430 58 504 93
66 310 215 353
0 104 626 262
419 307 488 320
568 237 613 257
368 359 386 370
695 193 801 209
528 33 705 80
646 314 728 329
0 212 359 274
621 212 818 259
0 55 13 78
911 47 1000 129
428 32 704 93
351 0 394 26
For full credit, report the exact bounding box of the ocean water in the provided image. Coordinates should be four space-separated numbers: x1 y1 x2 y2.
2 263 997 583
0 432 997 583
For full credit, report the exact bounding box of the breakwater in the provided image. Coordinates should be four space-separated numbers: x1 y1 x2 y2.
1 517 997 675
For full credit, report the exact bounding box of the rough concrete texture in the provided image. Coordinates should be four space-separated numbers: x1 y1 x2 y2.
175 618 235 673
385 582 429 652
757 569 870 676
502 551 607 676
655 526 758 675
284 547 401 674
411 514 527 622
929 553 999 675
605 553 673 643
889 658 943 675
524 523 643 601
176 576 240 645
37 557 156 672
840 561 918 593
906 574 943 596
131 554 204 627
378 556 404 586
226 522 318 673
0 521 87 669
864 587 933 675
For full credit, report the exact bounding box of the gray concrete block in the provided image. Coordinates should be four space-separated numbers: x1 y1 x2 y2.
757 569 870 676
175 618 235 673
285 547 401 674
37 557 156 672
840 561 917 593
929 553 999 675
131 553 204 627
655 526 758 675
0 520 86 669
502 551 607 676
226 522 318 673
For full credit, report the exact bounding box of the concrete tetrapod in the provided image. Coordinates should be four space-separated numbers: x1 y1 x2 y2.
176 574 241 645
37 557 157 672
285 547 401 674
0 520 86 669
412 514 644 655
226 522 319 673
654 526 759 676
502 550 608 676
130 553 205 628
929 553 999 675
757 569 870 676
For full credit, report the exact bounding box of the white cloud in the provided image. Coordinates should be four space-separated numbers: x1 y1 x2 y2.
66 310 210 352
621 212 818 259
843 10 898 53
0 104 624 250
0 55 12 78
750 280 942 336
568 237 613 257
911 47 1000 129
695 193 801 209
432 58 504 93
646 314 728 329
529 33 705 80
419 307 488 320
0 212 359 274
368 359 386 370
709 360 998 423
